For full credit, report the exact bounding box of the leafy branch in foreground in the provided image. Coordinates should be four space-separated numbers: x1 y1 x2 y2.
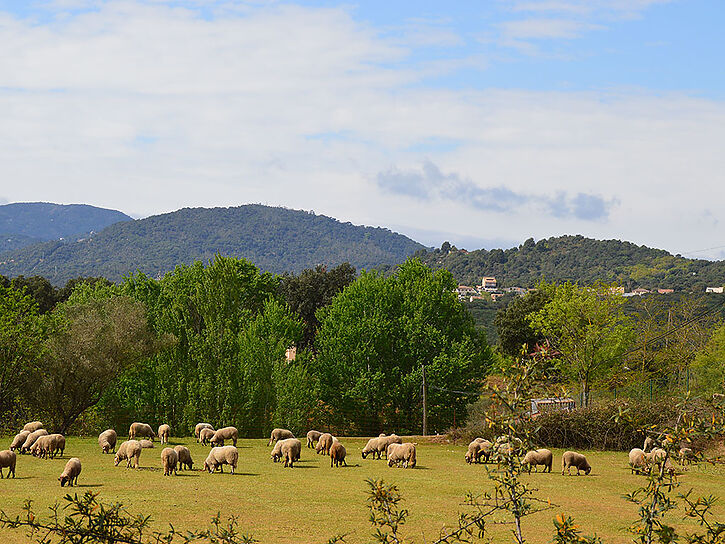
0 491 256 544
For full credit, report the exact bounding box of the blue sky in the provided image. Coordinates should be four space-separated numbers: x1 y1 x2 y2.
0 0 724 258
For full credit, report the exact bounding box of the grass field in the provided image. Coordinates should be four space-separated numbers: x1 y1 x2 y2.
1 436 724 543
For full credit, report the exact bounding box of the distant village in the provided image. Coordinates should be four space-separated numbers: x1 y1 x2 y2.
455 277 725 302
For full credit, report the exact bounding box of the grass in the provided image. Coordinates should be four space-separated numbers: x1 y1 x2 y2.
1 436 724 543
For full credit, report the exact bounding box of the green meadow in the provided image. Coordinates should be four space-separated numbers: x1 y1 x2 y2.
1 436 724 544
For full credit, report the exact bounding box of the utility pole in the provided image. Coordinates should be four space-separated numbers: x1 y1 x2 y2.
421 364 428 436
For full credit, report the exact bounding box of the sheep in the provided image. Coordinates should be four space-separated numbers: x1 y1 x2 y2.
204 446 238 474
362 437 382 460
30 435 49 458
306 430 322 448
21 429 48 454
199 427 215 446
270 438 301 466
387 443 417 468
58 458 81 487
195 423 214 442
0 450 16 478
376 434 402 459
646 448 676 479
114 440 142 469
268 428 295 446
139 439 154 449
210 427 239 447
561 451 591 475
10 431 30 451
161 447 178 476
48 434 65 458
315 433 335 455
173 446 193 470
330 441 347 468
158 424 171 444
679 446 695 465
98 429 117 454
22 421 43 433
629 448 647 474
128 422 155 441
465 439 493 464
643 436 655 452
32 434 65 459
522 449 553 473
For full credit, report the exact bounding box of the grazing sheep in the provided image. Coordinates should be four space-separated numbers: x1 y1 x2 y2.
32 434 65 459
204 446 238 474
10 431 30 451
139 439 154 449
210 427 239 447
49 434 65 458
281 438 302 468
22 421 43 433
643 436 655 452
629 448 647 474
98 430 117 454
522 449 553 473
267 428 295 446
646 448 676 479
21 429 48 454
561 451 591 476
387 443 417 468
158 424 171 444
679 446 695 465
306 430 322 448
128 422 155 441
161 447 178 476
0 450 17 478
173 446 194 470
362 438 382 460
195 423 214 442
465 439 493 464
114 440 142 469
58 458 81 487
199 427 215 446
316 433 335 455
377 434 402 459
330 441 347 467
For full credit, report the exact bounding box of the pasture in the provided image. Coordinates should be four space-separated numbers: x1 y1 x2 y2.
1 436 724 543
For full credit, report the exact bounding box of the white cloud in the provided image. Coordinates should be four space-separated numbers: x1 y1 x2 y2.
0 1 724 259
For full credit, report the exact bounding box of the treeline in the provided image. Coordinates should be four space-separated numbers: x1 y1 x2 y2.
1 257 493 437
415 235 725 291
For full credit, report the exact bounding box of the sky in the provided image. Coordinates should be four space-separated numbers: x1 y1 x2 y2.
0 0 724 258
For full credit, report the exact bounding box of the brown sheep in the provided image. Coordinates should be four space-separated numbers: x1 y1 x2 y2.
161 447 178 476
316 433 335 455
268 428 295 446
174 445 194 470
465 439 492 464
139 439 154 449
561 451 591 475
128 422 155 441
330 441 347 467
522 449 553 473
58 458 81 487
306 430 322 448
210 427 239 447
98 429 117 454
204 446 238 474
114 440 142 469
0 450 17 478
10 431 30 452
158 424 171 444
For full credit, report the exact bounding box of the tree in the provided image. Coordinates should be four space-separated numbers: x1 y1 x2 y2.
314 258 493 434
528 281 634 406
0 284 44 421
692 323 725 395
494 289 550 357
29 286 163 434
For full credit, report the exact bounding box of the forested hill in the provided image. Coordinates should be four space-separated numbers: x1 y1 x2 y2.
0 205 426 285
415 235 725 292
0 202 133 253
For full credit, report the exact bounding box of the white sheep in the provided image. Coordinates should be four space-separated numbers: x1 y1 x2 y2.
173 445 194 470
629 448 647 474
128 422 155 441
158 424 171 444
387 443 417 468
22 421 43 433
204 446 239 474
139 439 154 449
561 451 591 475
195 423 214 442
58 458 82 487
161 447 178 476
98 429 117 454
21 429 48 454
465 439 492 464
362 437 382 460
0 450 17 478
199 427 215 446
114 440 142 469
306 430 322 448
210 427 239 447
268 428 295 446
522 449 553 473
316 433 335 455
10 431 30 451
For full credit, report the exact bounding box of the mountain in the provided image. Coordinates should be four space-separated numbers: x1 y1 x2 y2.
0 205 426 284
0 202 133 253
414 235 725 292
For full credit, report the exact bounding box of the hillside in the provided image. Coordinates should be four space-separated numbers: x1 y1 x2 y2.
0 205 426 284
0 202 132 253
415 235 725 292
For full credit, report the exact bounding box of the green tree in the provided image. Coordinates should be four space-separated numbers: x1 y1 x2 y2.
0 284 44 422
494 289 550 357
528 281 634 406
692 323 725 395
314 258 493 434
